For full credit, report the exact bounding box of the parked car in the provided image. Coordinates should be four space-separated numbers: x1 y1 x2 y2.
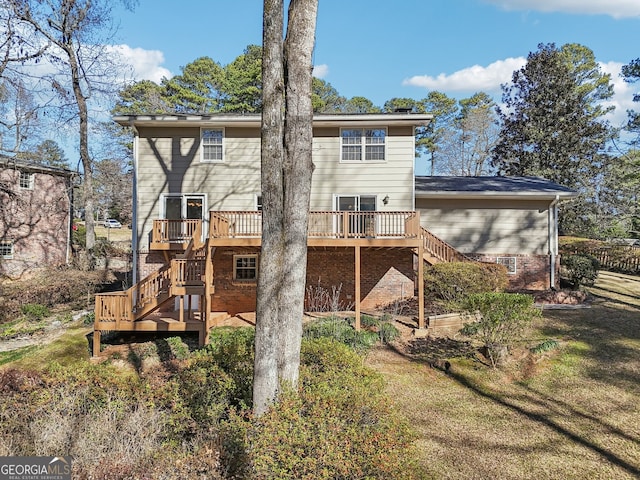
104 219 122 228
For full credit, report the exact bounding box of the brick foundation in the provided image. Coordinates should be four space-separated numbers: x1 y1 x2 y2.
468 253 558 291
210 247 260 314
136 246 417 316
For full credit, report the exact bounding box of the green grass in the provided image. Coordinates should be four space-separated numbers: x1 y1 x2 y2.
0 346 39 366
2 324 92 370
367 270 640 479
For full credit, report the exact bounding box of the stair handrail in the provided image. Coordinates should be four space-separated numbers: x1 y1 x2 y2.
420 226 472 263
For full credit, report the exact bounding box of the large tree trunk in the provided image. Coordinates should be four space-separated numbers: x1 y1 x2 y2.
254 0 285 415
253 0 318 416
278 0 317 386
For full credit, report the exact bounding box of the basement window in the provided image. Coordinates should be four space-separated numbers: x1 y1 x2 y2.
233 254 258 283
497 257 517 275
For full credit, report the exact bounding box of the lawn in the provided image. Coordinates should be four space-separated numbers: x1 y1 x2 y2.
1 271 638 478
367 270 640 479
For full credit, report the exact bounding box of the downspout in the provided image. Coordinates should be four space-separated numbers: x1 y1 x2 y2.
131 126 139 284
549 195 560 289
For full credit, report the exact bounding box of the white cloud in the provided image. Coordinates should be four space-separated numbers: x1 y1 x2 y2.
403 58 637 134
313 64 329 79
108 44 172 83
484 0 640 19
403 57 526 92
600 61 636 129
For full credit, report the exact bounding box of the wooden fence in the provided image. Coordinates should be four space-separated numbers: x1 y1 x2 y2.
565 246 640 274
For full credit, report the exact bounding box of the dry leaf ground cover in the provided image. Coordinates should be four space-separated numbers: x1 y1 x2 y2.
367 271 640 480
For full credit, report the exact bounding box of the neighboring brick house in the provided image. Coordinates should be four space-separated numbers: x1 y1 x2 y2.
0 156 75 278
92 113 576 354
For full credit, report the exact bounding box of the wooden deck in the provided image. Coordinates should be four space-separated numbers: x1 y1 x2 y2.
93 210 472 357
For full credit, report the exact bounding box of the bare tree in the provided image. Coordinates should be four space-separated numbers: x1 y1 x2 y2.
253 0 318 415
6 0 135 262
437 92 499 176
0 4 48 78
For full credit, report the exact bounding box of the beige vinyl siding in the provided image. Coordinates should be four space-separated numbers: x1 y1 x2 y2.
310 126 414 211
135 124 416 249
136 126 261 249
417 198 550 255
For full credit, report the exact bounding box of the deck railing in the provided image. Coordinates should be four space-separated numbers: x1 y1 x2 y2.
95 291 132 326
209 211 419 239
171 258 206 287
152 219 202 244
131 263 173 315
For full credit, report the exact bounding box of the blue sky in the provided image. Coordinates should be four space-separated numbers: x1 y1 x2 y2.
110 0 639 128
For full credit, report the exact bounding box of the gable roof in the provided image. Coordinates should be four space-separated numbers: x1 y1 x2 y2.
0 155 75 178
414 176 577 200
113 112 433 128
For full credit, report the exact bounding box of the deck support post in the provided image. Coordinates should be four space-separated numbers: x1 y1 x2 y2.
418 240 425 329
198 324 206 347
92 330 101 357
355 245 361 331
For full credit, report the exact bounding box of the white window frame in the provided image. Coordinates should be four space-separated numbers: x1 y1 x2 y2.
233 254 258 284
159 193 207 242
0 241 14 259
200 127 225 163
497 257 517 275
19 171 34 190
340 128 387 163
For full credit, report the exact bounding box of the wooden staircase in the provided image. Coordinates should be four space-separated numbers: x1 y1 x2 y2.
94 223 207 332
420 226 471 265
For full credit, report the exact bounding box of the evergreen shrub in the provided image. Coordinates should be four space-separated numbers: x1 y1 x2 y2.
561 253 599 288
424 261 509 309
244 338 420 480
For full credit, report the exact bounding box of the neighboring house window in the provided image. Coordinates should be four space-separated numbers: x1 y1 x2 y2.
0 241 13 259
341 128 386 162
19 171 34 190
233 254 258 283
256 195 262 211
497 257 517 275
201 128 224 162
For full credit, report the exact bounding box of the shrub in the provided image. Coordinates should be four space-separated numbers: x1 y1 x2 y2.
424 261 509 309
561 253 599 288
0 268 103 323
460 292 541 367
531 339 560 354
195 327 256 408
21 303 50 321
303 316 379 353
178 358 235 426
243 339 420 480
378 320 400 343
165 336 190 360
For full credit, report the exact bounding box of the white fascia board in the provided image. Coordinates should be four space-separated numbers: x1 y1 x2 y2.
415 191 578 201
113 113 433 129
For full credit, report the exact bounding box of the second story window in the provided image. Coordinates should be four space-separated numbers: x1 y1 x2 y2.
341 128 386 162
201 128 224 162
19 171 34 190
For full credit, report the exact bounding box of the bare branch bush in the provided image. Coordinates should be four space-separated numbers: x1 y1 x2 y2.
305 281 353 313
27 384 166 473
